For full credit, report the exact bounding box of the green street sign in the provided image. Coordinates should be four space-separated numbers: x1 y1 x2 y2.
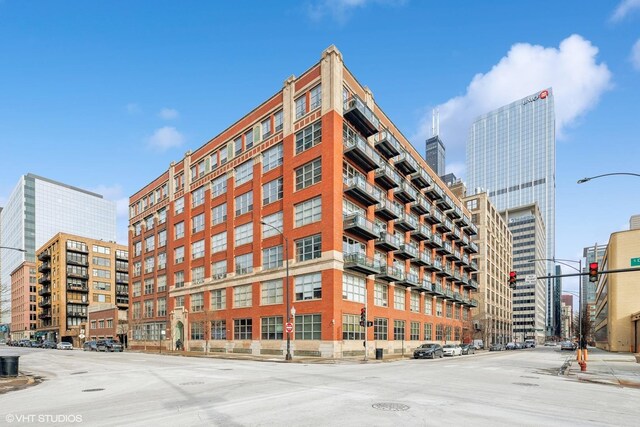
631 257 640 267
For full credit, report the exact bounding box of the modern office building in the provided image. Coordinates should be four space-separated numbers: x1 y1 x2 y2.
501 203 546 344
582 244 606 330
9 261 36 341
459 191 513 346
127 46 480 358
594 229 640 352
561 294 573 312
551 264 562 338
35 233 128 347
0 174 117 323
425 136 445 177
561 301 572 340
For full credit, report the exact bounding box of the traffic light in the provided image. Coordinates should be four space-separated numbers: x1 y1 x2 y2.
509 271 517 289
360 307 366 326
589 262 599 282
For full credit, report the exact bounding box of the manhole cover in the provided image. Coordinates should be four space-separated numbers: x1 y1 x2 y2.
217 368 233 371
70 371 88 375
82 388 104 392
520 376 539 379
512 382 539 387
179 381 204 386
372 403 410 411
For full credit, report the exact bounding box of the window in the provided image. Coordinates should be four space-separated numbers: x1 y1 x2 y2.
235 160 253 186
262 177 283 205
235 253 253 275
235 191 253 216
192 186 205 207
211 289 226 310
212 320 226 340
175 295 184 308
410 321 420 341
191 292 204 312
212 203 227 225
295 314 321 340
174 246 185 264
191 266 205 285
234 136 243 156
436 324 443 341
394 320 405 341
263 143 283 173
295 234 321 262
261 316 283 340
262 211 283 238
212 232 227 253
234 222 253 246
175 197 184 214
424 298 432 315
261 279 283 305
212 260 227 280
157 275 166 292
134 222 142 237
144 300 154 318
295 95 306 119
374 318 388 341
174 271 184 288
261 117 272 140
192 213 205 233
295 273 322 301
342 273 365 303
294 197 321 227
191 322 205 340
174 222 184 239
310 84 321 110
245 128 254 150
262 246 283 270
158 230 167 247
295 158 321 190
410 292 420 313
342 314 364 340
145 235 155 252
446 302 452 318
134 241 142 257
374 283 388 307
132 282 141 297
394 289 405 311
144 278 154 295
132 302 141 319
191 240 205 259
158 208 167 225
234 284 252 308
274 110 283 132
445 325 452 341
424 323 433 340
93 244 111 255
436 300 443 317
219 145 228 165
295 121 321 154
234 318 252 340
212 175 227 198
144 257 154 273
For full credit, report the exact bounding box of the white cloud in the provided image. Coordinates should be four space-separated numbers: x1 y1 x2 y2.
631 39 640 70
415 34 612 179
125 103 141 114
146 126 185 151
610 0 640 22
307 0 405 23
158 108 179 120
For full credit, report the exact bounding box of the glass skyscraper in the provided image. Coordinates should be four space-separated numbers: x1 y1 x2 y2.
425 135 446 176
0 174 116 322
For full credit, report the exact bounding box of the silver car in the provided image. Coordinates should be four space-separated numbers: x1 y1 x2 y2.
56 342 73 350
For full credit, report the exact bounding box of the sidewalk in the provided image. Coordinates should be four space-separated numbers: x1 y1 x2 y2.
564 347 640 388
0 375 36 394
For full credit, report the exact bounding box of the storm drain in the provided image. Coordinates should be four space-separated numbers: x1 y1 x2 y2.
372 403 410 411
512 382 539 387
179 381 204 386
82 388 105 392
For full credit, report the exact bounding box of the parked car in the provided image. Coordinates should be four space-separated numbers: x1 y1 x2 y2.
514 342 523 349
544 341 557 347
525 339 536 348
560 341 577 351
489 343 505 351
461 344 475 355
97 339 123 352
472 339 484 350
505 342 516 350
442 344 462 357
57 342 73 350
18 339 31 347
42 340 57 349
413 343 443 359
83 340 98 351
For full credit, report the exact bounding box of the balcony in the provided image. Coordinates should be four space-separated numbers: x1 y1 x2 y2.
344 253 381 275
394 213 418 232
410 168 433 189
459 234 469 246
116 262 129 273
436 218 453 233
375 198 402 221
436 241 451 255
68 298 90 306
67 282 89 292
394 151 420 176
423 257 440 271
374 130 402 159
67 270 89 279
116 251 128 261
465 223 479 236
397 272 419 287
38 274 51 285
343 214 380 240
116 298 129 307
38 312 52 320
67 310 88 318
468 260 478 271
375 162 401 190
457 214 470 227
410 195 430 215
424 183 444 201
424 206 443 224
395 243 418 260
38 251 50 262
376 265 404 282
412 252 432 267
447 205 463 220
433 284 445 298
468 242 479 253
38 298 51 308
344 133 381 172
66 243 88 254
375 232 401 251
411 224 432 241
437 194 453 210
453 292 463 303
416 279 434 293
38 286 51 296
467 279 479 290
449 226 461 241
442 265 453 277
343 176 380 207
442 288 454 300
343 96 380 138
469 299 478 307
38 262 51 273
116 286 129 296
394 181 418 204
450 250 462 262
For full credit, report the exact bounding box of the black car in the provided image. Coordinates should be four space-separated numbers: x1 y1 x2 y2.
413 343 444 359
97 339 123 352
42 340 57 349
83 340 99 351
461 344 475 355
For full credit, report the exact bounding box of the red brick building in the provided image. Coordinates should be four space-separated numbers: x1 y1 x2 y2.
128 46 478 358
89 304 128 345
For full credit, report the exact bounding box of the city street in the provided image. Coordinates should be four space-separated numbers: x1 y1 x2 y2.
1 346 639 426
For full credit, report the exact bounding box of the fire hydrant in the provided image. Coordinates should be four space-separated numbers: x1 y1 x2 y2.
578 361 587 372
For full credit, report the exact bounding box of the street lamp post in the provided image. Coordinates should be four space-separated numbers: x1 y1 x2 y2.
577 172 640 184
0 247 26 252
260 221 292 361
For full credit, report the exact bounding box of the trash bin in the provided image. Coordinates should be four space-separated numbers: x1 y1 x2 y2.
0 355 19 377
375 348 383 360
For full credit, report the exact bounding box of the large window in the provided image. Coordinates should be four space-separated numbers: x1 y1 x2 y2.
394 289 405 311
212 175 227 198
295 158 321 190
295 95 306 119
234 223 253 247
235 160 254 186
212 320 226 340
191 240 204 259
190 292 204 312
294 197 321 227
436 300 443 317
245 128 254 150
410 292 420 313
374 318 388 341
235 191 253 216
424 323 433 340
261 279 283 305
295 234 321 262
211 260 227 280
174 197 184 214
157 298 166 316
410 321 420 341
263 177 283 205
274 110 283 132
262 211 283 238
436 324 443 341
211 289 226 310
394 320 405 341
342 273 365 303
295 314 321 340
263 143 283 173
295 273 322 301
191 266 205 285
174 222 184 239
233 284 252 308
174 271 184 288
212 203 227 225
295 121 321 154
342 314 364 340
191 322 205 340
192 213 205 233
262 246 283 270
234 318 252 340
144 236 155 252
374 283 388 307
309 84 322 110
212 232 227 253
424 298 432 315
261 117 271 140
261 316 283 340
158 230 167 247
192 186 205 207
235 253 253 275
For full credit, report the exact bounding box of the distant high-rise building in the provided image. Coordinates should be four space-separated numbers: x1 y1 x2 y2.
425 136 446 176
582 244 606 330
553 265 562 338
561 294 573 312
630 214 640 230
0 174 117 323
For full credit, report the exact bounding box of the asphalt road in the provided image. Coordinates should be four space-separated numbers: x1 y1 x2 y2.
1 346 638 426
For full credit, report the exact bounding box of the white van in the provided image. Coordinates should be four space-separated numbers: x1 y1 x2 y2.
525 339 536 348
472 339 484 350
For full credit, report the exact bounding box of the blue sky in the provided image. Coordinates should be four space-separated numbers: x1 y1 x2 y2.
1 0 639 300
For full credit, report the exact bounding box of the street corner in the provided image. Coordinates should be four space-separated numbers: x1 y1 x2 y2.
0 373 40 395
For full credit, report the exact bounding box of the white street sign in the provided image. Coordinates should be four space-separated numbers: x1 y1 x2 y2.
524 274 536 285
